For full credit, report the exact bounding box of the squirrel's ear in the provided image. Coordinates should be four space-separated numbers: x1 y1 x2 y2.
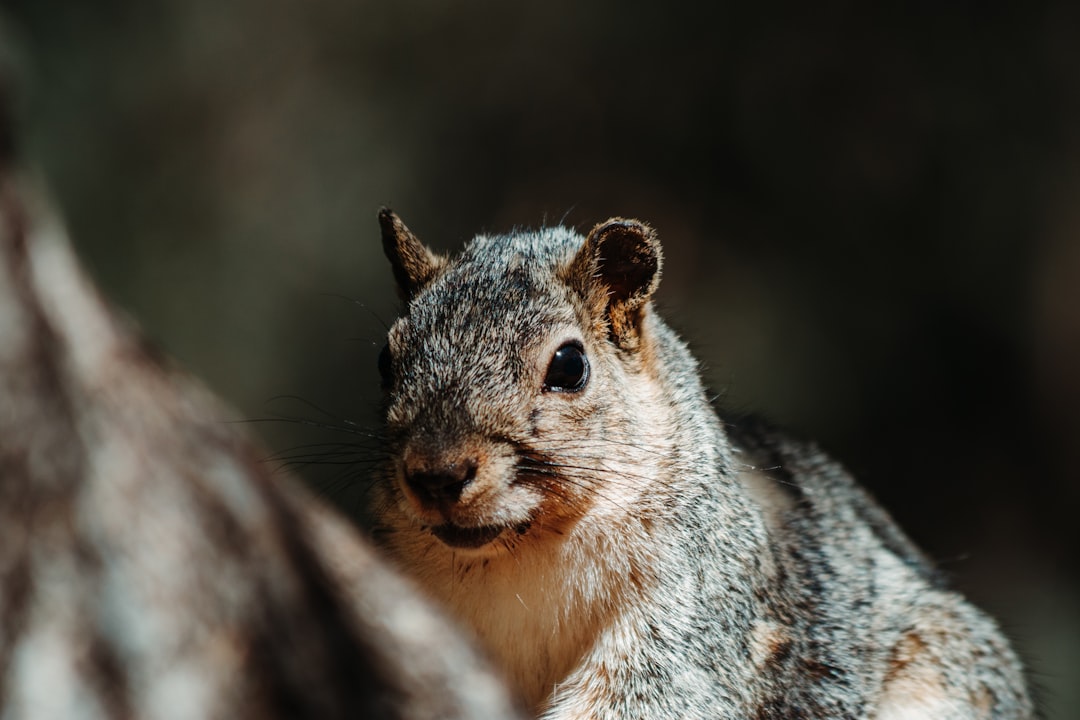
567 218 663 349
379 208 445 300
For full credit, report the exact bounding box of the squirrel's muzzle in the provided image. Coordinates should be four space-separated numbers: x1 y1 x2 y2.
394 438 538 546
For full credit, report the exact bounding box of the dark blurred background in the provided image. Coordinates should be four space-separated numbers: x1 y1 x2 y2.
2 1 1077 714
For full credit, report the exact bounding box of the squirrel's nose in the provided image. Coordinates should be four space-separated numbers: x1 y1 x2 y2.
404 460 477 508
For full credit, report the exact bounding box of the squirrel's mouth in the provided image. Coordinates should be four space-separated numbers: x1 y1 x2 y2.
429 519 532 549
430 523 506 548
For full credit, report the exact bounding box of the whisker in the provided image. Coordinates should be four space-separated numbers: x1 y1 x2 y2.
240 415 383 438
264 395 364 425
519 454 670 488
514 462 636 514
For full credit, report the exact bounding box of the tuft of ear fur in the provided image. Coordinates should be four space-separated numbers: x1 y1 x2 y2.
566 218 663 349
379 208 445 300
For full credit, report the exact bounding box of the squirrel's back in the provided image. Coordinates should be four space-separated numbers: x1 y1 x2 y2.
370 210 1034 719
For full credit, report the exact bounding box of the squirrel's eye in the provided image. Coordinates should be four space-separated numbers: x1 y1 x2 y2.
378 343 393 389
544 342 589 392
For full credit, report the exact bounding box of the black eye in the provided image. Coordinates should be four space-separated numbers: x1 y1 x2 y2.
378 343 393 389
544 342 589 392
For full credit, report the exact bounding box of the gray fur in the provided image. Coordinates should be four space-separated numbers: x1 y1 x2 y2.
372 212 1034 719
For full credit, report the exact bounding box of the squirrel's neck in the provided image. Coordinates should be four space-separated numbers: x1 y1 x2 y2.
391 509 656 713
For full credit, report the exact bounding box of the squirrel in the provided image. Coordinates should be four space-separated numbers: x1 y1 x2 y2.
369 209 1034 719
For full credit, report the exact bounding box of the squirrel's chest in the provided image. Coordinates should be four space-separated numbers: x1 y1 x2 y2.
410 536 630 712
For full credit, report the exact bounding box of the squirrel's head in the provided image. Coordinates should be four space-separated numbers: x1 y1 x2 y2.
375 209 665 556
